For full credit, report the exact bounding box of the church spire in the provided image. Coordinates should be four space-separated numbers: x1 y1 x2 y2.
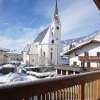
54 0 58 16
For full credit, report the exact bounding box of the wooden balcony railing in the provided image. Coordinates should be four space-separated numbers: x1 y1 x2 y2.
0 71 100 100
79 56 100 61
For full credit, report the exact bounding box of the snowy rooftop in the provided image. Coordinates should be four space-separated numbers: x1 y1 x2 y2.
2 64 16 68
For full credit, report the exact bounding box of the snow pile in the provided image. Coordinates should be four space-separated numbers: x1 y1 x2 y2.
2 64 16 68
0 73 38 83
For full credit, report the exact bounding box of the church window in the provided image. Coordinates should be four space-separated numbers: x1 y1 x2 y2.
43 52 45 57
51 48 53 51
51 40 54 44
32 59 34 62
52 32 53 36
41 48 42 56
50 52 53 61
51 27 54 30
56 26 59 30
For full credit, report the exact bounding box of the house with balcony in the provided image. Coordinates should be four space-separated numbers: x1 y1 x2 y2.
64 38 100 68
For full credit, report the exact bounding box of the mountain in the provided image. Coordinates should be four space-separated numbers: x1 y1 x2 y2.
61 31 100 52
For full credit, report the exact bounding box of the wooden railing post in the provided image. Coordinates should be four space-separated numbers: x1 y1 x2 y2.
81 83 85 100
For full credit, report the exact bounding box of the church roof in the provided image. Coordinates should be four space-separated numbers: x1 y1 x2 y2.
34 27 49 43
54 0 58 16
34 0 59 43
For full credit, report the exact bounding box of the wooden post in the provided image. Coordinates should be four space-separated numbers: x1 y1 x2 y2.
81 83 85 100
94 0 100 10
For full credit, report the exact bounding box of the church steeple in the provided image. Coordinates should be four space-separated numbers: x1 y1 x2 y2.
54 0 59 17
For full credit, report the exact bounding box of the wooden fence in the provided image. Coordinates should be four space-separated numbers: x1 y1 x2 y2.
0 71 100 100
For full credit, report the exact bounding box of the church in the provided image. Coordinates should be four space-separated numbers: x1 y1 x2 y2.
22 0 61 65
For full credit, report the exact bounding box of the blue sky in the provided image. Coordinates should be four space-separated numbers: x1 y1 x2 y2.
0 0 100 51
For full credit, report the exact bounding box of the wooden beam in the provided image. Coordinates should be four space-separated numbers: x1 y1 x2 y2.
94 0 100 10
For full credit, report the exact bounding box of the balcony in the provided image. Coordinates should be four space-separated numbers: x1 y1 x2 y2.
79 56 100 61
0 71 100 100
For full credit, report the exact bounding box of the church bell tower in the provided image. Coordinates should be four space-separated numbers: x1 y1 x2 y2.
49 0 61 65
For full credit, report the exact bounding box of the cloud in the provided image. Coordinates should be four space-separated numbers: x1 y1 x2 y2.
0 25 47 52
0 0 99 51
60 0 100 39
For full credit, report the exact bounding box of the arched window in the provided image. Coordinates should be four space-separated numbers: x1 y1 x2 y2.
43 52 45 57
52 32 53 36
50 52 53 61
51 40 54 44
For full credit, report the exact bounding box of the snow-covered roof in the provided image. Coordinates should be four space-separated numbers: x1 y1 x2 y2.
7 51 21 54
2 64 16 68
34 27 49 43
64 39 100 55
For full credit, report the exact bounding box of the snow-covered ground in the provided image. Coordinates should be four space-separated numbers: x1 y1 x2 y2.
0 72 39 84
0 64 57 84
2 64 16 68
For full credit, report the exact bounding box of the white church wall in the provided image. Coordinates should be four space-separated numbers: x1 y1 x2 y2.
23 52 30 65
29 54 39 65
23 0 61 66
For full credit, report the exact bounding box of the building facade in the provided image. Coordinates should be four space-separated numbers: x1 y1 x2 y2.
65 39 100 68
23 0 61 65
0 49 9 65
6 52 23 63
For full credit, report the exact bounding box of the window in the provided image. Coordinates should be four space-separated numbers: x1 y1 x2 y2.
50 52 53 61
73 62 77 66
56 26 59 30
84 52 89 56
51 48 53 51
41 48 42 56
81 62 85 68
87 62 90 68
75 52 78 56
97 61 100 68
51 40 54 44
43 52 45 57
97 52 100 56
51 32 53 36
51 27 54 30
